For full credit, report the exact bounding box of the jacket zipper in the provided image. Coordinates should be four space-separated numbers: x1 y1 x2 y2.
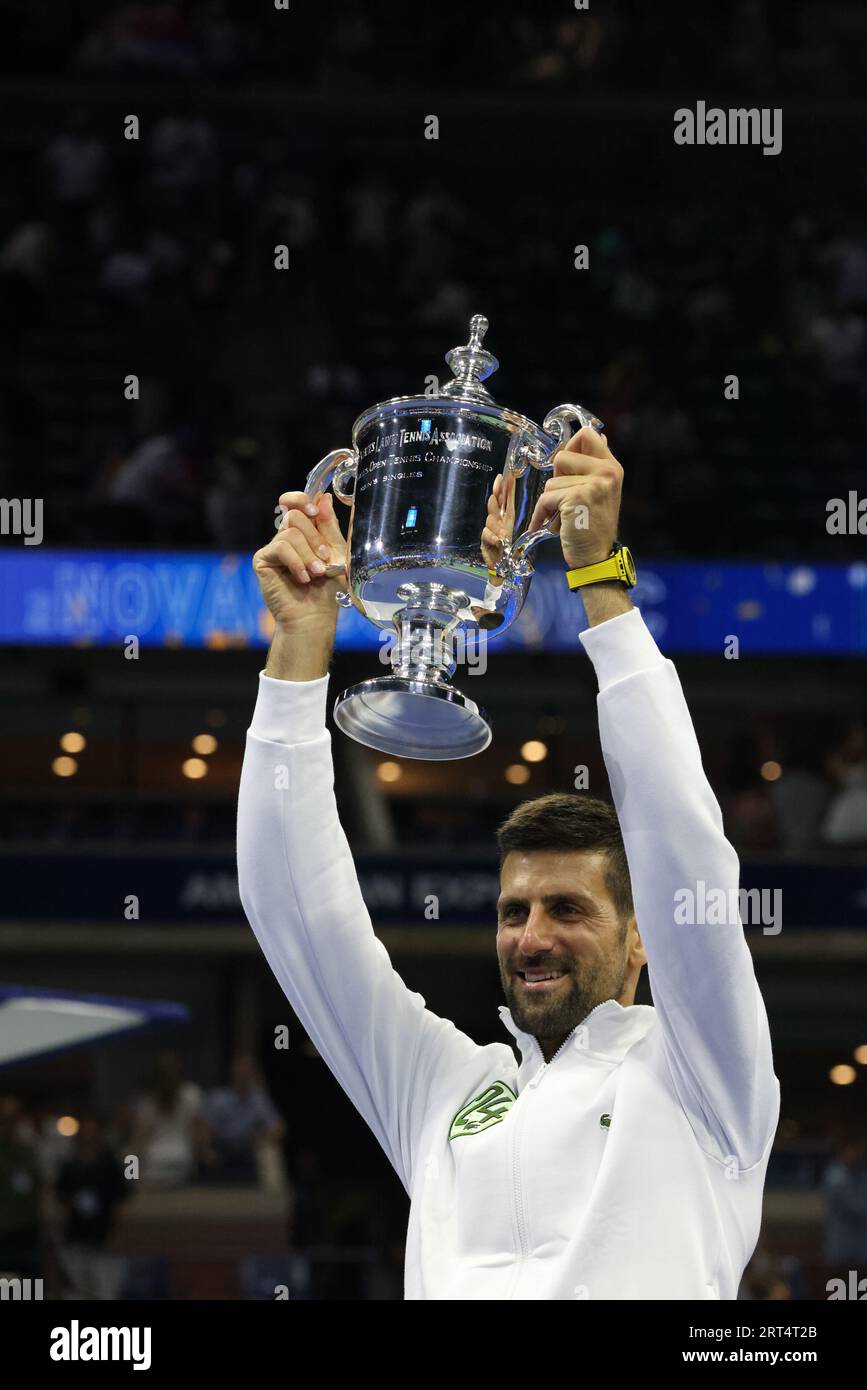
510 1000 613 1281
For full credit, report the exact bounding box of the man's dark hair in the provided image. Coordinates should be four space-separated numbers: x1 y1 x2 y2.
495 792 634 923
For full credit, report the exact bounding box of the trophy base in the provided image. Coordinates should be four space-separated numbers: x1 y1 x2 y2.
333 677 491 761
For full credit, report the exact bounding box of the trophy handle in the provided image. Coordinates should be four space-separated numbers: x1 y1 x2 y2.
301 447 357 583
503 403 604 576
304 447 358 506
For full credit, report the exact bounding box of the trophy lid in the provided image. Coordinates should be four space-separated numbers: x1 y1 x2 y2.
440 315 499 404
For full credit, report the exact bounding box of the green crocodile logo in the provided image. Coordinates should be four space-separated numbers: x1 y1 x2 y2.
449 1081 517 1140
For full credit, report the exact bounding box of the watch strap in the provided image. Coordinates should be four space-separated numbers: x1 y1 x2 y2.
565 544 635 591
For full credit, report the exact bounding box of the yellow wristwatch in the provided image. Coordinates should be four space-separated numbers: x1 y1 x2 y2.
565 543 637 591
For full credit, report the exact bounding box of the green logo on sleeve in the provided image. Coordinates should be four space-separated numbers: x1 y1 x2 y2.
449 1081 517 1140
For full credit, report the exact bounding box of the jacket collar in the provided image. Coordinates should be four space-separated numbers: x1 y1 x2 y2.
499 998 656 1075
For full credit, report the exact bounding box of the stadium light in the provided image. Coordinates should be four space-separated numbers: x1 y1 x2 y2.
376 761 402 783
182 758 208 780
521 740 548 763
829 1065 857 1086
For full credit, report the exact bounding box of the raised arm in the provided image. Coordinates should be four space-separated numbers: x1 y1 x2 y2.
533 426 779 1170
238 492 480 1191
580 605 780 1169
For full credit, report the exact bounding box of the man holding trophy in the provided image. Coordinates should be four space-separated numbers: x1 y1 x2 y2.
238 322 779 1299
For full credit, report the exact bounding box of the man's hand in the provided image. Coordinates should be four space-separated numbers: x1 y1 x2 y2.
527 426 624 570
252 489 348 679
253 490 347 628
528 426 632 627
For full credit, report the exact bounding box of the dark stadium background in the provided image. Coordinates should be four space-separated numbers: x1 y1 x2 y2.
0 1 864 1300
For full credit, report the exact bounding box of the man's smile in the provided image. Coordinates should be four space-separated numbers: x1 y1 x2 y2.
514 966 571 992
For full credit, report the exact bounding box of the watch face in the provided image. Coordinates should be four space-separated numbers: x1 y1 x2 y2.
622 547 637 586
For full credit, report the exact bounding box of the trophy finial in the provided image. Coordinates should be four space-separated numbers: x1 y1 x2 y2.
468 314 488 349
441 314 499 402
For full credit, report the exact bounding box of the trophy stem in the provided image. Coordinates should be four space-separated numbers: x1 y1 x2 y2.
390 609 459 684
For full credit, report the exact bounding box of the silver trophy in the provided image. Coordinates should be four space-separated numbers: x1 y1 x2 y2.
305 315 602 760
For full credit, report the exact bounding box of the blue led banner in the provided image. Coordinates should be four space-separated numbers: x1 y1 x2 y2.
0 549 865 654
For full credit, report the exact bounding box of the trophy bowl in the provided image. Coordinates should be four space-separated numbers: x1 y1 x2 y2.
304 315 602 760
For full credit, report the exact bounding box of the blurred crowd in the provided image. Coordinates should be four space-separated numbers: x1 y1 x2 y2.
739 1134 867 1301
0 11 863 559
724 717 867 853
5 1 864 95
0 1048 400 1299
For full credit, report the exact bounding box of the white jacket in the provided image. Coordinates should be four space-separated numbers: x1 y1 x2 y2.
237 607 780 1300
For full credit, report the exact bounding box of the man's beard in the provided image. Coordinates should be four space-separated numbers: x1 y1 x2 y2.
499 952 628 1045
